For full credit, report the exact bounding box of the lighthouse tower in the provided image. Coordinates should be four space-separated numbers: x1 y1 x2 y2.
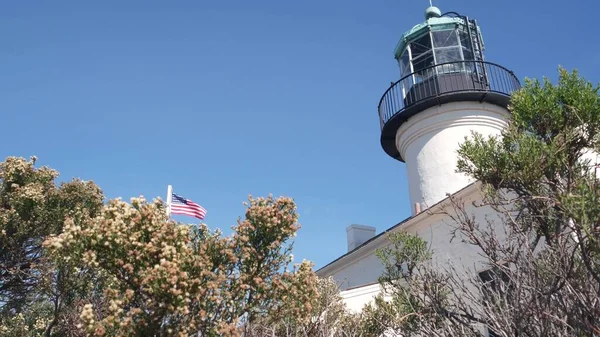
378 6 520 213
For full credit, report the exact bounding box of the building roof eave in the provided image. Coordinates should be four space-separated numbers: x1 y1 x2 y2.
315 181 482 277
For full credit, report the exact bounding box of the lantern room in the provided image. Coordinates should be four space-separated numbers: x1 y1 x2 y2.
394 6 485 82
377 6 521 163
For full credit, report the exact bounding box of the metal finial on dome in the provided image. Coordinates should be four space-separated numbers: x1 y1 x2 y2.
425 5 441 19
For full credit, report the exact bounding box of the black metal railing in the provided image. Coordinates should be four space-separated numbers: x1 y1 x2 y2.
378 60 521 129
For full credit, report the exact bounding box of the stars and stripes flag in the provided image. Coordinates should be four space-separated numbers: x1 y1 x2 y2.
166 186 207 220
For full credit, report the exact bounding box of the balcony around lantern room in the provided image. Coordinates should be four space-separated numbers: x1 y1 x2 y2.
378 27 521 161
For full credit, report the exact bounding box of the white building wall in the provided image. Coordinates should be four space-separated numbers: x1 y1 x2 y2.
327 252 385 291
581 147 600 176
395 102 510 213
339 283 383 313
318 185 507 313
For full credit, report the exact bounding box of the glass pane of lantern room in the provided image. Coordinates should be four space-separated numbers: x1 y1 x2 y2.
400 52 411 77
409 34 432 60
435 47 464 73
459 29 474 61
412 51 435 83
432 30 458 48
432 29 464 72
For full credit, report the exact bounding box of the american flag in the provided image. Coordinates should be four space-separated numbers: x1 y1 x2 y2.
170 193 207 220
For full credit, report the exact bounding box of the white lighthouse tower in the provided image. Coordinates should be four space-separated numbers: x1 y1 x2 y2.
378 6 520 213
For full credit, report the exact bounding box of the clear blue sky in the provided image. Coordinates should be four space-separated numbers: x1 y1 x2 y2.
2 0 598 269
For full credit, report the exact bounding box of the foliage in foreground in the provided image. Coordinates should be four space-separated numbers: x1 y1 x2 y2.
0 156 104 314
0 156 320 336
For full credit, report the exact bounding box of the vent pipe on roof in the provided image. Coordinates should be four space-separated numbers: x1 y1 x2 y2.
414 202 422 215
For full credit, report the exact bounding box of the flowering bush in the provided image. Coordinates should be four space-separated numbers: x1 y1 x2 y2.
0 156 324 336
43 194 317 336
0 156 104 336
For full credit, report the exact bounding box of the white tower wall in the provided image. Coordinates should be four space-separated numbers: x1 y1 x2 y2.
395 101 510 212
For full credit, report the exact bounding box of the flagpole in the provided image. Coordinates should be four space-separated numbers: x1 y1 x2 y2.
166 185 173 217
